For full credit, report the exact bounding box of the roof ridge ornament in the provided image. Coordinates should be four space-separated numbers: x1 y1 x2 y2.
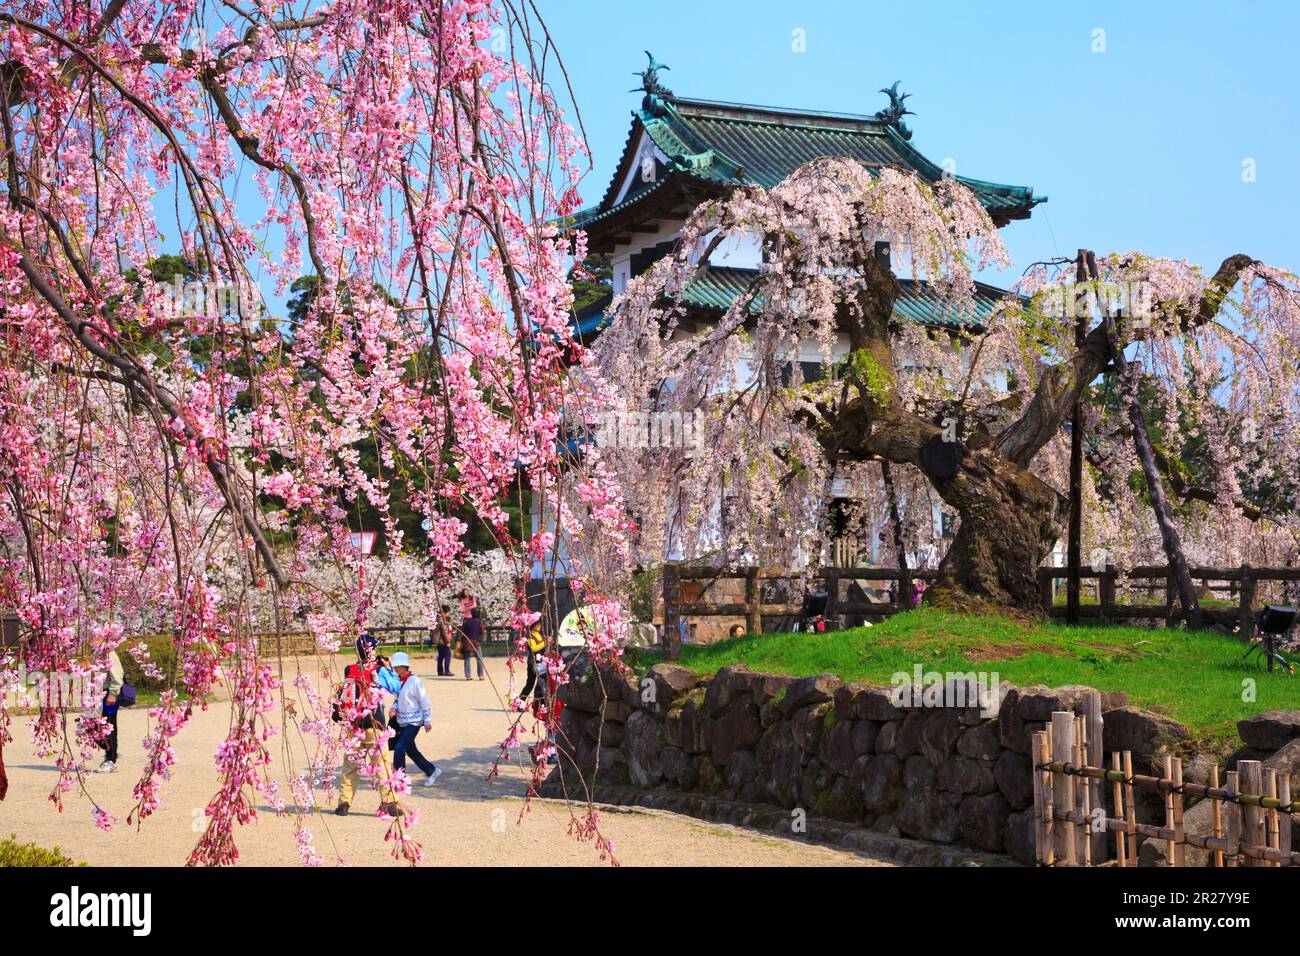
874 81 914 141
632 51 673 117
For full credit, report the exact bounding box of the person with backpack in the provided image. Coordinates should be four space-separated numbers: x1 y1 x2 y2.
388 652 441 786
435 605 453 677
335 634 403 817
95 648 126 773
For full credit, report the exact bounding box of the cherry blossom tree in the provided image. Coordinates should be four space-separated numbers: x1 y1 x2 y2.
0 0 627 865
590 158 1300 614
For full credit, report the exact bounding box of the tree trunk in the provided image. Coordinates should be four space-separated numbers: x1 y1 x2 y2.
927 449 1067 613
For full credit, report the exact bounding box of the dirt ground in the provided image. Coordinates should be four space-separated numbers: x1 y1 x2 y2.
1 653 890 867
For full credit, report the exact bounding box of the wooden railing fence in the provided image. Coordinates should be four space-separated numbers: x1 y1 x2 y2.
1037 563 1300 636
662 564 936 659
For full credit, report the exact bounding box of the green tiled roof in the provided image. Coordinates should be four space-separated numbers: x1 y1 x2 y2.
570 94 1044 232
574 266 1007 339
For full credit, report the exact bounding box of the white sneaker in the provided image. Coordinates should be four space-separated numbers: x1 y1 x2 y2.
96 760 117 774
422 767 442 787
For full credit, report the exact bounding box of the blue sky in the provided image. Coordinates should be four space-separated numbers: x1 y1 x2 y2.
537 0 1300 282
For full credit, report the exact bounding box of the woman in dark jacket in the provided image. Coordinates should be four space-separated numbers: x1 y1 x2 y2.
461 606 485 680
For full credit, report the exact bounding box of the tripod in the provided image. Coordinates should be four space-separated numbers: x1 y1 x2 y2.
1242 632 1295 674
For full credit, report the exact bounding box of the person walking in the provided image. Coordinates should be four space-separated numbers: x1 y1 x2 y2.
389 652 441 787
518 627 559 767
95 648 125 773
335 635 403 817
435 604 453 677
517 625 547 707
461 606 485 681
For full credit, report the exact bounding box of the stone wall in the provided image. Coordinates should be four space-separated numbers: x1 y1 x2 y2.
544 661 1300 865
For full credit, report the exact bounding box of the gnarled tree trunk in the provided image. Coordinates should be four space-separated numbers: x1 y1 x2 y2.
928 450 1066 612
810 245 1255 617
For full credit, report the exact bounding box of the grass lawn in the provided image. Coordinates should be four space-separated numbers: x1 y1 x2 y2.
645 607 1300 755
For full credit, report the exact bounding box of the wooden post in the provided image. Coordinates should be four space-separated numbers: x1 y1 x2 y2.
1067 258 1087 625
1278 775 1293 864
1039 570 1054 616
1170 756 1186 866
1033 730 1054 866
1122 750 1138 863
1051 711 1077 865
1081 691 1107 862
744 566 761 635
1100 563 1117 625
1226 769 1240 866
1239 564 1256 641
1210 765 1225 868
1239 760 1266 866
663 563 681 660
881 461 910 612
1074 716 1091 865
1164 569 1177 626
822 567 839 629
1110 752 1127 866
1162 754 1177 865
1264 769 1280 867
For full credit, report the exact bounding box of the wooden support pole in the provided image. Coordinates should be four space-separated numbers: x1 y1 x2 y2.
1240 760 1266 867
1032 730 1051 865
1226 770 1240 867
1066 254 1087 625
1164 570 1177 626
1082 690 1107 863
1162 754 1177 865
663 563 681 660
1211 765 1225 868
1278 776 1293 864
1075 716 1092 866
1170 756 1186 867
1123 750 1138 863
821 567 838 629
1265 769 1280 867
881 461 910 611
1051 711 1077 866
744 566 760 635
1039 570 1054 616
1239 563 1256 641
1111 752 1127 867
1100 563 1117 625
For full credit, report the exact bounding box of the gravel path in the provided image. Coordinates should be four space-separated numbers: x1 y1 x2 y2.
2 653 891 867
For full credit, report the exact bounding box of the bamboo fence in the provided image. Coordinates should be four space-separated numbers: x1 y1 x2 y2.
1032 702 1295 867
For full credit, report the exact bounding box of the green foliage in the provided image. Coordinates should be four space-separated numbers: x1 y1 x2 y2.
629 566 661 623
672 607 1300 754
0 835 84 867
119 633 178 694
848 349 893 404
570 253 613 314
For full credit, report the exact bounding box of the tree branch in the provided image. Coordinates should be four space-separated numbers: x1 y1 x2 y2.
992 252 1257 466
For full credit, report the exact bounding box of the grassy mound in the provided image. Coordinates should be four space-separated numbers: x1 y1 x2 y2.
658 607 1300 754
